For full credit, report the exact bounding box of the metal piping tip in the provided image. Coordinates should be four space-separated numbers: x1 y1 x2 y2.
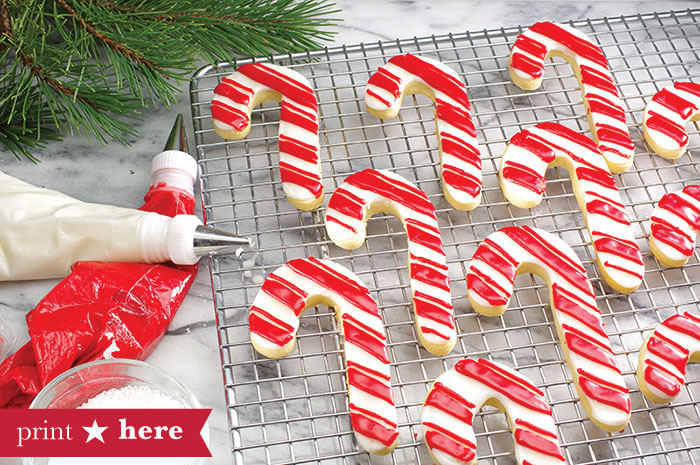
164 113 189 154
192 225 253 257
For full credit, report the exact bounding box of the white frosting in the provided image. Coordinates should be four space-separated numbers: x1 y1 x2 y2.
365 54 483 210
248 257 397 455
325 169 455 353
212 63 322 209
643 82 700 157
466 226 631 431
509 22 634 172
500 123 644 292
421 359 565 465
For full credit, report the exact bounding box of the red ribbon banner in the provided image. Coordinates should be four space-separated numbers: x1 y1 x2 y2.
0 409 211 458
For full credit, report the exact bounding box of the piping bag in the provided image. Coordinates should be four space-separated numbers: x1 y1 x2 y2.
0 115 248 408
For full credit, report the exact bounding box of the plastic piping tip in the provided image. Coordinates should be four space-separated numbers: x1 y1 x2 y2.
192 225 254 257
164 113 189 154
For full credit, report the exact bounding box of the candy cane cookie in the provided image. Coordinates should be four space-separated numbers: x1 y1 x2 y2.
249 257 398 454
467 226 630 431
325 169 455 355
649 185 700 267
643 81 700 159
211 63 323 210
421 358 565 465
637 312 700 404
365 53 483 210
500 122 643 293
509 22 634 173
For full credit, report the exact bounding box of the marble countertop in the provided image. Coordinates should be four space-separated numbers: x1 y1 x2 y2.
1 1 697 464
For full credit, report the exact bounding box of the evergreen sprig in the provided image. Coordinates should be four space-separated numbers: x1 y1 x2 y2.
0 0 339 161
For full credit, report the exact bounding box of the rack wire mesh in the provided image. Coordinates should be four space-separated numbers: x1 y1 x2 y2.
190 9 700 465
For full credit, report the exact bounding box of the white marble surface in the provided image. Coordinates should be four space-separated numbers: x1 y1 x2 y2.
0 1 697 464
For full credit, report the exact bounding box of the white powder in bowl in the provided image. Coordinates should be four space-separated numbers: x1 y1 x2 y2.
48 385 200 465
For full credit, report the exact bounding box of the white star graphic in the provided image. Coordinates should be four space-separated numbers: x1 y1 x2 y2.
83 419 108 444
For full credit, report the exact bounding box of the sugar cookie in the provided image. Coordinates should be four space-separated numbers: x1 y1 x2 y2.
365 53 483 210
249 257 398 455
211 63 323 210
649 185 700 267
421 358 565 465
509 22 634 173
643 81 700 159
467 225 630 432
637 312 700 404
325 168 455 355
500 122 643 293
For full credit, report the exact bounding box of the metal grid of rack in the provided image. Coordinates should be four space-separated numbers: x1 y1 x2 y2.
190 9 700 465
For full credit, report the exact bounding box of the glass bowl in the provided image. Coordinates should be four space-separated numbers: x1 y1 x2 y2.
25 358 208 465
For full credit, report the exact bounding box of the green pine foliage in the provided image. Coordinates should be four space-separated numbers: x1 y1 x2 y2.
0 0 339 161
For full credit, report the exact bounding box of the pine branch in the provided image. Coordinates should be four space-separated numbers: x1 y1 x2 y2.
0 0 339 161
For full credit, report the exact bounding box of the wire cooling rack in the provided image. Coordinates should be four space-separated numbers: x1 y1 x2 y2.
190 9 700 465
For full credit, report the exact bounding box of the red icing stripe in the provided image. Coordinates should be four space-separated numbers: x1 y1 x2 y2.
347 169 436 219
586 94 627 123
586 190 625 209
652 87 699 119
643 364 682 398
249 306 295 347
442 164 482 197
675 81 700 97
502 160 547 195
347 364 393 404
405 218 446 256
365 88 393 107
342 314 389 365
424 428 476 463
510 129 557 162
367 67 402 100
514 35 548 60
664 312 700 340
596 124 636 150
279 161 323 197
562 323 620 373
577 368 630 413
510 52 545 79
515 418 558 440
514 428 566 461
658 190 700 230
211 100 249 131
281 101 319 134
390 53 471 109
536 122 602 154
278 134 319 164
575 165 617 190
504 226 591 294
455 359 551 414
410 256 451 293
288 257 377 314
528 22 608 68
424 381 475 425
215 80 252 106
646 112 689 146
261 274 308 315
414 291 455 328
593 236 644 266
586 198 630 225
472 238 519 281
440 132 481 168
327 188 365 221
647 332 690 373
436 99 476 137
552 284 607 339
467 268 511 307
349 403 399 447
579 64 619 97
238 63 316 108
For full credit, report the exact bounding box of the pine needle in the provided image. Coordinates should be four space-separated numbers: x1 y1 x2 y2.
0 0 340 161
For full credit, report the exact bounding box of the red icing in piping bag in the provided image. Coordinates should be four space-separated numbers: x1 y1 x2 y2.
0 118 200 408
